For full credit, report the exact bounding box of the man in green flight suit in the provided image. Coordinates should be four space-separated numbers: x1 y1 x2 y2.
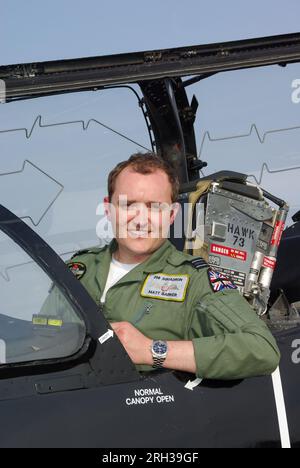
66 152 280 380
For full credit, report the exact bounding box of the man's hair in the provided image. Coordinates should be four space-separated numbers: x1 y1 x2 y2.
108 152 180 202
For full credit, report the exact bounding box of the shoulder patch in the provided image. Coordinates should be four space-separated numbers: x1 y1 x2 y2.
190 257 208 270
208 268 237 293
67 262 86 280
71 246 103 260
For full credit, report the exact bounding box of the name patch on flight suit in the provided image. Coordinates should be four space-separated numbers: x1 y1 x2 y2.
141 273 190 302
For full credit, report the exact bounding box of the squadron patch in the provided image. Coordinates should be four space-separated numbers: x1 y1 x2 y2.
141 273 190 302
67 262 86 280
208 268 237 293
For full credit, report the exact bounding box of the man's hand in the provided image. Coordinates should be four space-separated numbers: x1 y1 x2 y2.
110 321 152 365
111 321 197 374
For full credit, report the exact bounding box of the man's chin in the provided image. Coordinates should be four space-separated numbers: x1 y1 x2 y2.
119 237 164 255
127 231 150 239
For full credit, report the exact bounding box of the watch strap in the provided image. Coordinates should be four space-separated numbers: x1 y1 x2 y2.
152 355 166 369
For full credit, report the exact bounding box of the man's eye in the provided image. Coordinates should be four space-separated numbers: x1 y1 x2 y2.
128 204 139 213
118 203 135 210
151 204 162 212
151 203 170 212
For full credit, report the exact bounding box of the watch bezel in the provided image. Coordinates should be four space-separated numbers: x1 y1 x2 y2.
151 340 168 358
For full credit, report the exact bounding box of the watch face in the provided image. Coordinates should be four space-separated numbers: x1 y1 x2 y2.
153 340 168 355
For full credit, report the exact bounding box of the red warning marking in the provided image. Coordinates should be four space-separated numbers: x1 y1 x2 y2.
271 221 285 247
263 256 277 270
211 244 247 262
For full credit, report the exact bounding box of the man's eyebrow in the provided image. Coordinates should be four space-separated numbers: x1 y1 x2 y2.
120 199 164 205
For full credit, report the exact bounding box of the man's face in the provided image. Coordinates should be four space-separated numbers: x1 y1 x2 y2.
106 167 179 259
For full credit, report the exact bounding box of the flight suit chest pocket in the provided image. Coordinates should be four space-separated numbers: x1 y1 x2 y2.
132 301 154 326
132 296 187 339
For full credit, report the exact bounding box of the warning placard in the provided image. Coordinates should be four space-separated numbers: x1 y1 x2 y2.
271 221 285 247
211 244 247 262
263 256 277 270
216 267 246 288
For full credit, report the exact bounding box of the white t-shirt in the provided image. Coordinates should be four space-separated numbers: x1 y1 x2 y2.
100 257 140 303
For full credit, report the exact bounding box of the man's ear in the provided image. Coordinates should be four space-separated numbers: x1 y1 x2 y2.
104 196 112 221
170 202 180 226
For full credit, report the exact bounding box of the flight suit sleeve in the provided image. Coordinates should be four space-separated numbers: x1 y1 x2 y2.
188 272 281 380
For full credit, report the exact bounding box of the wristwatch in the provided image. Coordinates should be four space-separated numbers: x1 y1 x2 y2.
151 340 168 368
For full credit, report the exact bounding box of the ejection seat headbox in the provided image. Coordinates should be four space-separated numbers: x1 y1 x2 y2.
183 171 289 316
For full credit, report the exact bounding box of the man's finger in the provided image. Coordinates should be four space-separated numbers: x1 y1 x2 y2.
110 322 121 329
110 322 124 335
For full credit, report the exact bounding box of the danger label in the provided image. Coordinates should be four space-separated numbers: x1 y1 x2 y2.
211 244 247 262
271 221 285 247
263 256 277 270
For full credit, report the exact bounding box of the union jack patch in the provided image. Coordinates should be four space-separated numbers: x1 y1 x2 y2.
208 268 237 293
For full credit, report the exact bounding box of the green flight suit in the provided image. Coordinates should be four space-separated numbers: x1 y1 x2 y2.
44 240 280 380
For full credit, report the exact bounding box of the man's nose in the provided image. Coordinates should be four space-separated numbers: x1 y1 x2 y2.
133 205 149 225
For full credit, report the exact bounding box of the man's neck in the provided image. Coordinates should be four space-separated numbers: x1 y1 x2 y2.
113 248 150 265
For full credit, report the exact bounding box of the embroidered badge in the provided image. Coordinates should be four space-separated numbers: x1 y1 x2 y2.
208 269 237 293
141 273 190 302
67 262 86 280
